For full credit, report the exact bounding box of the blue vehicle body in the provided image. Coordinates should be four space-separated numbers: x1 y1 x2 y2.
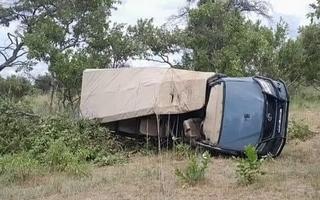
198 75 289 157
219 78 265 151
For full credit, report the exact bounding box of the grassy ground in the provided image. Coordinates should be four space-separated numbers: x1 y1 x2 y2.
1 102 319 200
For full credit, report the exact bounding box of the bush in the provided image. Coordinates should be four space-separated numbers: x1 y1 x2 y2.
174 143 193 160
288 120 314 141
0 153 40 183
45 140 90 177
0 75 34 100
236 145 263 185
31 116 126 165
0 98 123 157
175 151 210 186
0 99 40 155
0 98 126 179
29 116 121 161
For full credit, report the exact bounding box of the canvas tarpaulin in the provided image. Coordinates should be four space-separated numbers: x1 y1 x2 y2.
80 67 215 123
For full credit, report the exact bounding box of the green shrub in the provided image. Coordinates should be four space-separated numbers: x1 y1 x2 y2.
0 98 123 159
288 120 314 141
174 143 192 160
175 151 210 186
45 140 90 177
236 145 263 185
0 153 40 183
0 98 126 179
0 99 40 155
0 76 34 100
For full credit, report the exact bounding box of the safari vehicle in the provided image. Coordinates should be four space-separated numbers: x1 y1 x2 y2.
80 67 289 157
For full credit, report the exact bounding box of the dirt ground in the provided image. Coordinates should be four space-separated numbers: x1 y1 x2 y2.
1 106 320 200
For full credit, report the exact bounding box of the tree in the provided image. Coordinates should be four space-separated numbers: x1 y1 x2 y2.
182 0 245 73
0 33 34 71
128 19 183 67
0 75 33 100
286 0 320 89
0 0 114 71
277 38 305 88
34 73 52 94
128 0 288 79
299 24 320 87
309 0 320 23
0 0 142 108
180 0 282 76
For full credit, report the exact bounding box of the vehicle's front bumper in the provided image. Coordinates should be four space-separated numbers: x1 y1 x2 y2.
254 76 289 157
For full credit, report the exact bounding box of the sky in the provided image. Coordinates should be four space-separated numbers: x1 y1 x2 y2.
0 0 316 77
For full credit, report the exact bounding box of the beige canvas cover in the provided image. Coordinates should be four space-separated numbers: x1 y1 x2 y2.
80 67 215 123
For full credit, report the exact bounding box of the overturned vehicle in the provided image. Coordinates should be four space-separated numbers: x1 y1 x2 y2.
80 67 289 157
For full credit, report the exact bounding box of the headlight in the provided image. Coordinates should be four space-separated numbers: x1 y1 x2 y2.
254 78 275 95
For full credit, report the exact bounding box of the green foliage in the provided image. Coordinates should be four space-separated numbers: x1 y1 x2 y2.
179 0 283 77
1 0 320 104
291 86 320 108
277 38 305 87
298 24 320 86
175 151 210 186
126 0 320 88
34 74 52 94
0 0 138 107
174 143 193 160
236 145 263 185
128 19 182 67
0 76 33 100
0 99 40 155
0 98 122 156
281 0 320 88
0 98 126 180
0 153 40 183
32 116 123 163
309 0 320 23
45 140 90 177
288 120 314 141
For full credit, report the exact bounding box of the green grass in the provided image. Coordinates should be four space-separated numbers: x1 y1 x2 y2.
175 151 211 186
0 153 41 184
288 120 315 141
290 86 320 110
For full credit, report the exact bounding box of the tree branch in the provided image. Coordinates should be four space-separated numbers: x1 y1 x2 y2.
0 36 25 71
0 51 8 61
144 54 180 68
